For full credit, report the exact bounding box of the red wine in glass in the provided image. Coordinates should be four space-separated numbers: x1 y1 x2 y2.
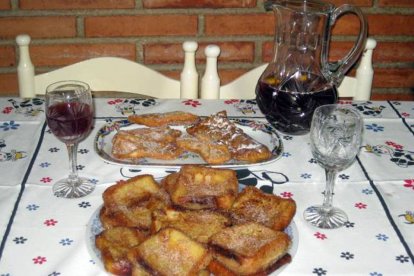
45 80 95 198
46 102 93 144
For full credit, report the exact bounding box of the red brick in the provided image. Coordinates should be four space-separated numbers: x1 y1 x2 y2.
265 39 414 65
374 42 414 63
143 0 256 8
374 68 414 88
29 44 136 67
326 0 373 6
332 14 367 36
219 69 251 85
144 42 254 64
262 41 273 63
205 14 273 36
0 46 15 67
367 15 414 36
20 0 135 9
0 73 18 96
85 15 198 37
331 14 414 36
378 0 414 8
0 0 10 10
329 41 357 62
333 14 411 36
371 91 414 101
206 13 394 38
160 70 180 81
0 17 76 39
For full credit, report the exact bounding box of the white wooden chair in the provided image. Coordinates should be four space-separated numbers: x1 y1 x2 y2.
16 34 181 99
220 38 377 101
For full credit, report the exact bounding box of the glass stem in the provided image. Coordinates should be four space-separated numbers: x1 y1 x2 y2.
322 169 337 209
66 143 79 183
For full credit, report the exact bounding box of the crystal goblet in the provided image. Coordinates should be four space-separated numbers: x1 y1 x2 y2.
303 104 363 229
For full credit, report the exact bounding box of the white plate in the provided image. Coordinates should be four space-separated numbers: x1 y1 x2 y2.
86 204 299 275
94 118 283 168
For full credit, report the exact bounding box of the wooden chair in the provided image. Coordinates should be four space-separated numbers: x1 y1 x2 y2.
219 38 377 101
16 34 181 99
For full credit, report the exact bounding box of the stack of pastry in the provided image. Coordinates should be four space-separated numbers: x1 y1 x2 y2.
95 165 296 276
111 111 272 164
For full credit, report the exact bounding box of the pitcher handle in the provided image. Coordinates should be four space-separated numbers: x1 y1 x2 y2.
325 4 368 86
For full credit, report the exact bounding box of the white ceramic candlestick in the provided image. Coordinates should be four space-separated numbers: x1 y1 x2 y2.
16 34 35 98
180 41 199 99
201 45 220 99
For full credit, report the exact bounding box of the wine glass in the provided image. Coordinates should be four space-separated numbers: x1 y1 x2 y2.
303 104 363 229
45 80 95 198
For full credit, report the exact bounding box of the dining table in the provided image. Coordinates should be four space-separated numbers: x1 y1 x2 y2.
0 96 413 276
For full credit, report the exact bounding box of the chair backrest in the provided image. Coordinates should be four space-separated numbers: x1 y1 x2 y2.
16 34 181 99
219 38 377 100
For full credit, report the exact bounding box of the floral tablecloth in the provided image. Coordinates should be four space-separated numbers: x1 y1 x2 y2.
0 97 413 276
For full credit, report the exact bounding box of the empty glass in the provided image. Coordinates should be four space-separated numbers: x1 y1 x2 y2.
304 104 363 229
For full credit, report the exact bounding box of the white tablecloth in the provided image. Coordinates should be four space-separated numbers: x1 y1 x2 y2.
0 97 413 275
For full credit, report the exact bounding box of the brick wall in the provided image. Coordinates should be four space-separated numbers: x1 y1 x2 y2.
0 0 413 100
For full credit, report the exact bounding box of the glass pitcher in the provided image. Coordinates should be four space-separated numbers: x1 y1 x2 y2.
256 0 367 135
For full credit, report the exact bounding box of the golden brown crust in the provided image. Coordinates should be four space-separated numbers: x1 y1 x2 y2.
168 165 239 210
208 255 292 276
103 175 166 208
227 133 272 163
114 111 271 164
230 186 296 231
111 126 183 160
101 175 170 231
95 227 147 276
128 111 199 127
176 135 232 164
208 260 238 276
128 228 212 276
208 223 291 275
186 111 272 163
151 208 231 243
96 167 296 276
100 205 153 231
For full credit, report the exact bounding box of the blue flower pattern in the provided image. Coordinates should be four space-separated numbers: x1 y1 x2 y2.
1 99 413 275
365 123 384 132
0 121 20 131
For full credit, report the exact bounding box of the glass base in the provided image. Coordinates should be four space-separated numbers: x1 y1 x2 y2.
303 205 348 229
53 177 95 199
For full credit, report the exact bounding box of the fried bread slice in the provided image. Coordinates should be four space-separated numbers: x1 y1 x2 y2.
95 227 147 276
103 174 167 208
128 111 199 127
111 126 183 160
127 228 212 276
160 171 179 193
230 186 296 231
101 175 170 230
227 132 272 163
152 208 231 243
186 111 271 163
208 222 291 275
167 165 239 210
186 110 238 142
176 134 232 164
